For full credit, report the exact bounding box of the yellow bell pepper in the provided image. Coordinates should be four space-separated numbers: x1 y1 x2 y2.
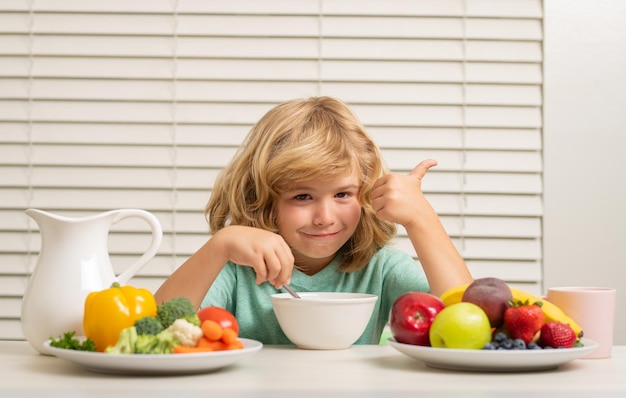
83 282 157 352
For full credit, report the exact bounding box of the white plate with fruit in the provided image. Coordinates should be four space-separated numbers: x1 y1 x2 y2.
388 278 599 372
388 337 598 372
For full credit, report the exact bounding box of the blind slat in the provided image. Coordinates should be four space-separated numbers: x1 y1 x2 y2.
1 188 542 217
394 236 541 261
3 212 541 244
0 166 542 194
324 39 541 62
0 234 542 272
325 0 542 17
1 145 541 173
1 124 541 151
5 35 542 62
2 79 542 107
2 57 542 84
0 254 544 283
1 101 542 128
0 188 209 211
1 0 542 17
0 123 250 146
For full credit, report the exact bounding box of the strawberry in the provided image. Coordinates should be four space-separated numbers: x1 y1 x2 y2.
503 300 545 344
539 322 577 348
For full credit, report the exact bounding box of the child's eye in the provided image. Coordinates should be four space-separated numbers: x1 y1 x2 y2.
293 194 311 201
336 192 351 199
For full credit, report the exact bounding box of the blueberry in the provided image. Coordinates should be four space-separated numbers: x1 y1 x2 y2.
527 342 542 350
483 342 497 350
513 339 527 350
494 332 508 343
501 339 514 349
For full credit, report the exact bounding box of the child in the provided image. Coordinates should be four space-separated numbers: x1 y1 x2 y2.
155 96 472 344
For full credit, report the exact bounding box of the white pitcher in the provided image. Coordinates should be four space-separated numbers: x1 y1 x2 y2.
21 208 163 354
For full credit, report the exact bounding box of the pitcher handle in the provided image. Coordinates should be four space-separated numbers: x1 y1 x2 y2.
111 209 163 285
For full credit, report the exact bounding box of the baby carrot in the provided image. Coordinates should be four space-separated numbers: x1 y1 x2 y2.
225 340 245 350
201 319 223 341
173 345 214 354
205 340 227 351
221 327 238 345
172 338 243 353
196 336 212 348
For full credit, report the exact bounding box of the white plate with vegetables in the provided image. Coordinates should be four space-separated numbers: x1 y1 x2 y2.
43 338 263 375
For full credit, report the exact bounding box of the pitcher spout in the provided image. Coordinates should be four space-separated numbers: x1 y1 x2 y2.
26 208 52 220
26 208 72 226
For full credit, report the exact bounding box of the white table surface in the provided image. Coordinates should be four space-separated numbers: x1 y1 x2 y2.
1 341 625 397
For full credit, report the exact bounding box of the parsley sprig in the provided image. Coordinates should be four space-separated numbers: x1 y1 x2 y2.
49 331 97 351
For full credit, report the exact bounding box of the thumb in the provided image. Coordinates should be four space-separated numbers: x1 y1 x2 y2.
409 159 438 180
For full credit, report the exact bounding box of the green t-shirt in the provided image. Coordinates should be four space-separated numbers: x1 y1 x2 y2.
200 244 430 345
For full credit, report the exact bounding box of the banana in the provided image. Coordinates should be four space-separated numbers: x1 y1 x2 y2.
438 283 584 339
440 283 469 307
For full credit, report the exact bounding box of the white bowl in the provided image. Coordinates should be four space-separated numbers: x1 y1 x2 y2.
270 292 378 350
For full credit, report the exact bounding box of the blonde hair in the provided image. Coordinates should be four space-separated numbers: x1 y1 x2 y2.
205 96 396 271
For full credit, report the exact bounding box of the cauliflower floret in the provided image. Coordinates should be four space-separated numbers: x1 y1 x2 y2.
165 318 203 347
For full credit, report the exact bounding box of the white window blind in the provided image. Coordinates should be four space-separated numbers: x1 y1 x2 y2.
0 0 544 340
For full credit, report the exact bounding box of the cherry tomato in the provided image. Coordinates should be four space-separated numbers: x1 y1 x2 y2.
197 306 239 334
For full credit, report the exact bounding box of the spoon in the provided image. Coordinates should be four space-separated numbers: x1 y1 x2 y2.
282 284 301 299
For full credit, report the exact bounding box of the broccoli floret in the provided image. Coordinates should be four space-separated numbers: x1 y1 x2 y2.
105 326 138 354
183 313 201 327
134 316 164 336
157 297 197 329
135 330 179 354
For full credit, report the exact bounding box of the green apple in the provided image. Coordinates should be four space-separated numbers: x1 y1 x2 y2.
429 302 492 349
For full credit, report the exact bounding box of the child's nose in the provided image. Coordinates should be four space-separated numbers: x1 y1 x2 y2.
313 201 335 226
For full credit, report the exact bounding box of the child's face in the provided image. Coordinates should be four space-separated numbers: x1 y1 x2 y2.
276 170 362 272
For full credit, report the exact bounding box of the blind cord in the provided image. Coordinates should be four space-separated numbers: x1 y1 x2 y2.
460 0 468 255
24 0 35 279
170 0 180 271
317 0 323 96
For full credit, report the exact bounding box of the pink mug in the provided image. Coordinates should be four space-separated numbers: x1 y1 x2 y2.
546 287 616 358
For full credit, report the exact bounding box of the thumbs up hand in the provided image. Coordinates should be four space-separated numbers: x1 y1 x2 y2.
371 159 438 228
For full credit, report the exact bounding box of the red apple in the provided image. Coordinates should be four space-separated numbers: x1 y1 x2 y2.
389 292 445 346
